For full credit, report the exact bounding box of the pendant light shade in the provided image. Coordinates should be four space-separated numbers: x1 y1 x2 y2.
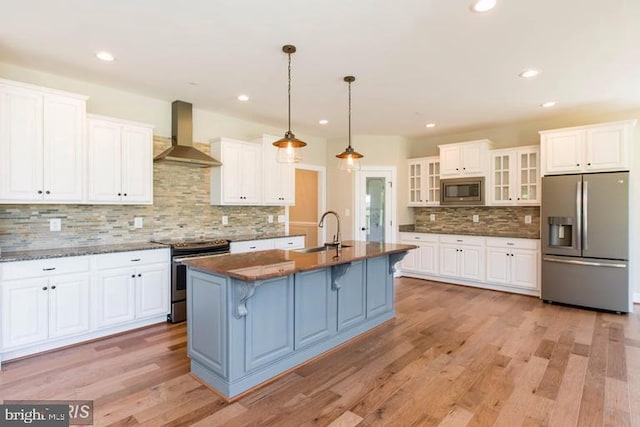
336 75 363 172
273 44 306 163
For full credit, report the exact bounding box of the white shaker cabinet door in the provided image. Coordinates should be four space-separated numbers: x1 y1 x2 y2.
121 125 153 203
486 247 511 285
48 274 90 338
1 278 49 348
0 86 44 201
135 263 169 319
94 268 136 328
88 119 122 202
510 249 538 290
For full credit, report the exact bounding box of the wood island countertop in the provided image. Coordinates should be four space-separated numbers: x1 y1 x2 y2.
182 240 416 281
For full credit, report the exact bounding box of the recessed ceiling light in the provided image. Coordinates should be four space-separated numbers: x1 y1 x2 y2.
426 123 436 128
541 101 556 108
95 51 115 62
237 94 249 102
470 0 496 13
519 69 540 78
319 119 329 125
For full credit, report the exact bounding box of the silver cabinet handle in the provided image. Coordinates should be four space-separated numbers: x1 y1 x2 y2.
583 180 588 251
130 258 141 262
42 267 56 271
543 257 626 268
576 181 582 251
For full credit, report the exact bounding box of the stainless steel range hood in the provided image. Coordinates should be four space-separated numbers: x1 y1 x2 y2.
154 100 221 168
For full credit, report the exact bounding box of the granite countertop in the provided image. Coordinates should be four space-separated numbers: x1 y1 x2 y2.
0 242 169 263
183 240 416 281
226 232 306 242
398 225 540 239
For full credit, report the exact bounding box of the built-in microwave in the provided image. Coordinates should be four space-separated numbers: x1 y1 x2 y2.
440 177 485 206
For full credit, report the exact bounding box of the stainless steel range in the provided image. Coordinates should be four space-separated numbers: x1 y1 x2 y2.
151 238 230 323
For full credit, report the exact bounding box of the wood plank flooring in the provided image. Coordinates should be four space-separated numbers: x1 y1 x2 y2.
1 277 638 426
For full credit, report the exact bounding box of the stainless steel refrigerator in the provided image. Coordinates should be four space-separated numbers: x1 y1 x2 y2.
541 172 630 313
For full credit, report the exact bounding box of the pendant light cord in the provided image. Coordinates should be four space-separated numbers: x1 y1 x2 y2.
348 79 352 149
287 51 292 134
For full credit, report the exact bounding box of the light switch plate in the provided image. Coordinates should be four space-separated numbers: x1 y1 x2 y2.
345 208 351 217
430 213 436 222
222 216 228 225
277 215 286 223
524 215 532 224
50 218 61 232
472 214 479 223
268 215 274 223
134 217 144 228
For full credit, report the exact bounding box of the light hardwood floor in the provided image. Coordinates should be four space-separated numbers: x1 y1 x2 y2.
1 278 638 426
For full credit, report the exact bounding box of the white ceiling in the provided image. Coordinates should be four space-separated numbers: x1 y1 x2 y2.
2 0 640 138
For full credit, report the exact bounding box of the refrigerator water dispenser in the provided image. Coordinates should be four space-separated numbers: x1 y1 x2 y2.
548 216 573 247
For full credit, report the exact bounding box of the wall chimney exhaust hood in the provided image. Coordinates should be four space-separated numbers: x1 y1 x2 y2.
154 100 221 168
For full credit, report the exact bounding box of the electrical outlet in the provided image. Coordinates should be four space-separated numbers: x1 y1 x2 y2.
345 208 351 217
222 216 228 225
134 217 144 228
472 214 479 223
277 215 286 223
524 215 532 224
430 213 436 222
268 215 274 223
50 218 61 232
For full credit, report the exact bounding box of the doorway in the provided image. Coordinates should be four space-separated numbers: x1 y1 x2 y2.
289 165 326 247
354 167 396 243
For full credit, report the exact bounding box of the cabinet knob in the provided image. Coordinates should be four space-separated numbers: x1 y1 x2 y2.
37 190 43 194
509 198 512 200
131 274 135 278
587 163 591 166
462 167 466 170
51 285 56 290
576 163 580 166
124 193 127 196
118 193 122 196
455 168 459 171
138 273 142 277
45 190 50 195
42 286 48 291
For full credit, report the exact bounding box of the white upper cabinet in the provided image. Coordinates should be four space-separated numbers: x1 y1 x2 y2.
210 137 262 205
87 115 154 204
438 140 492 177
489 145 540 205
256 135 295 205
540 120 635 176
0 79 87 203
407 156 439 206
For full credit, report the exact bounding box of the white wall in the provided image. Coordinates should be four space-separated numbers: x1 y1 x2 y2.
0 61 327 166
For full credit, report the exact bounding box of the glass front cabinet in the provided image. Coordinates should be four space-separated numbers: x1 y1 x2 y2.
408 156 440 207
489 146 540 205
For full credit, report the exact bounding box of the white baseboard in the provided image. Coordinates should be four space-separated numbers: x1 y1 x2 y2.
634 292 640 304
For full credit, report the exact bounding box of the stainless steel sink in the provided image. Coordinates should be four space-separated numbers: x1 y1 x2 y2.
294 244 351 253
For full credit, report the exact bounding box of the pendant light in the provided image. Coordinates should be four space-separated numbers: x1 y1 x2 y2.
336 75 363 172
273 44 306 163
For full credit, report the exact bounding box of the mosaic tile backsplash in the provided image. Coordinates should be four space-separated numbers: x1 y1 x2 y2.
0 139 284 252
412 206 540 239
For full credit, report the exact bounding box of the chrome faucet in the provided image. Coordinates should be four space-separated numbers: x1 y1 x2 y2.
318 210 341 249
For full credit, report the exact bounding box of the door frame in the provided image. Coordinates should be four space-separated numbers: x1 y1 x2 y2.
354 166 397 243
288 163 327 245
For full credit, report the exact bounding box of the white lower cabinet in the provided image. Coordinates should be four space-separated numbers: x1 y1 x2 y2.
399 232 539 296
485 238 538 290
230 236 305 254
93 249 170 328
399 233 438 275
1 266 90 349
439 236 485 282
0 249 169 366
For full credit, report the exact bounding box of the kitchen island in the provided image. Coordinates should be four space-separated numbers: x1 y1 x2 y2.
182 240 414 400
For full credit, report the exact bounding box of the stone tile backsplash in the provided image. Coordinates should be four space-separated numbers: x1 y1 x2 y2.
413 206 540 238
0 139 284 252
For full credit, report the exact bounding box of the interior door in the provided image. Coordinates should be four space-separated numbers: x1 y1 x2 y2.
356 169 393 242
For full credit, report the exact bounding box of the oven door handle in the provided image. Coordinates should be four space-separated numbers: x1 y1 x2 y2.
173 252 229 263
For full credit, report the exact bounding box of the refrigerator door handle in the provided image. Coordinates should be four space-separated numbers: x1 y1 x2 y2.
583 180 588 251
576 181 582 251
543 256 626 269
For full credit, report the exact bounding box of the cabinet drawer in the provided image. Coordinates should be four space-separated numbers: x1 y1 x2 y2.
439 235 484 246
486 237 539 250
273 236 305 250
399 233 439 243
1 256 90 280
94 249 170 270
230 240 275 254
